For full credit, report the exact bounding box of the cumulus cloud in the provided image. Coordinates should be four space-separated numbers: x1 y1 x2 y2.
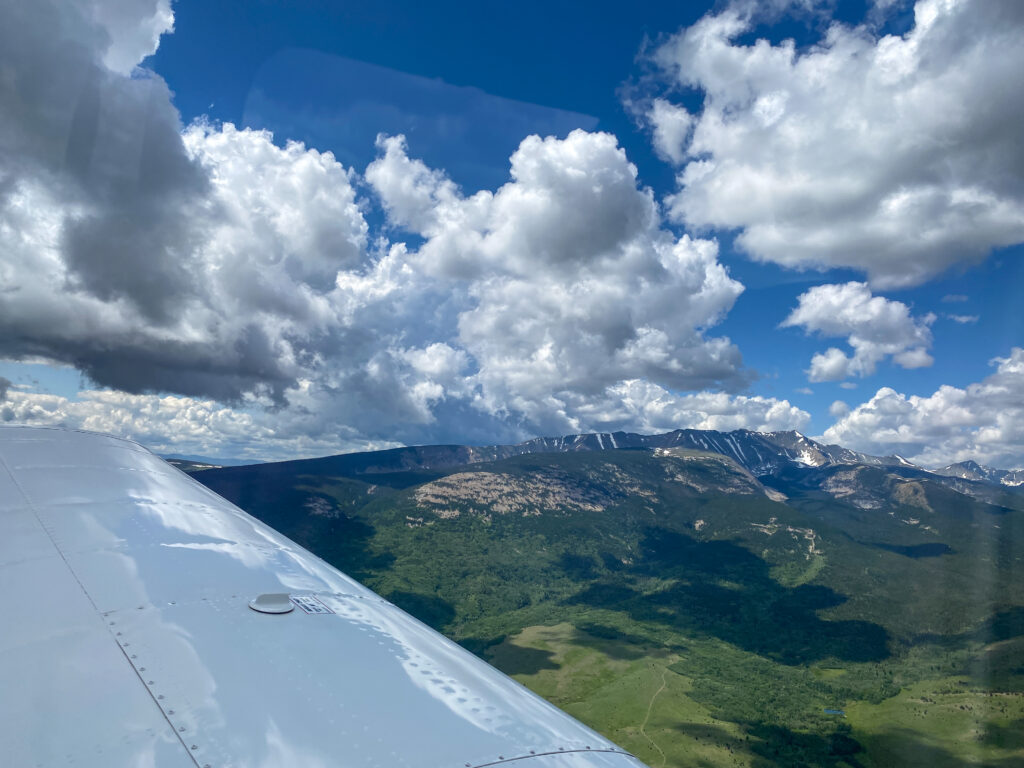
829 400 850 419
568 380 809 435
781 282 934 381
366 130 755 433
823 348 1024 468
0 119 370 402
0 1 814 457
645 0 1024 287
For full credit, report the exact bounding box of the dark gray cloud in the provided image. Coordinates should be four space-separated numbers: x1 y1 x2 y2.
2 0 208 322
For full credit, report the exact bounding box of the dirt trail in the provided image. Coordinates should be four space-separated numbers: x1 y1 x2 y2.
639 666 668 767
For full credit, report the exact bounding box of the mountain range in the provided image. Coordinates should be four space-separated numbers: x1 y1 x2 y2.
176 427 1019 476
935 459 1024 488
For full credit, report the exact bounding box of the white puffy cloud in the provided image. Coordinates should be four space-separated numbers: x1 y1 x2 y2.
568 380 809 435
829 400 850 419
781 282 934 381
367 130 755 434
806 348 854 383
823 348 1024 468
364 134 462 234
646 99 694 166
368 131 659 278
0 0 820 458
185 123 369 290
646 0 1024 287
0 387 400 462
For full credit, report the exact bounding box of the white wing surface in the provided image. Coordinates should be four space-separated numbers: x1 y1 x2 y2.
0 426 647 768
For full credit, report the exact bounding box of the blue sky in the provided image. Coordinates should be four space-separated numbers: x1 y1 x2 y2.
0 0 1021 466
150 0 1022 436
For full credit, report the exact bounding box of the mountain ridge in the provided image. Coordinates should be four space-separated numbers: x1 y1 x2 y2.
935 459 1024 487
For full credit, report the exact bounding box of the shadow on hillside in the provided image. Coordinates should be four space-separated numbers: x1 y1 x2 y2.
913 606 1024 650
571 622 669 660
746 723 864 768
865 726 1024 767
676 719 1024 768
569 527 890 665
558 552 601 579
670 721 864 768
485 643 560 675
870 541 954 558
981 719 1024 751
457 634 507 657
386 590 456 631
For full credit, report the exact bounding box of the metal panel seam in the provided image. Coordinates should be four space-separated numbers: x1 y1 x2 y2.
0 451 202 768
0 454 99 611
471 748 630 767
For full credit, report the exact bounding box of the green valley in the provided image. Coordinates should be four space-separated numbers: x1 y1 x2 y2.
193 432 1024 766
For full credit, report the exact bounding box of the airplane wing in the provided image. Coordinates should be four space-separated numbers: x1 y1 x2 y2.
0 426 648 767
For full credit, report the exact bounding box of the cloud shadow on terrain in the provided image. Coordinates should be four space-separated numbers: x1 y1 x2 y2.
571 622 676 661
483 643 560 675
558 552 602 580
569 527 891 665
670 721 865 768
981 719 1024 751
870 542 955 558
385 590 457 631
673 720 1024 768
863 726 1024 768
912 606 1024 651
